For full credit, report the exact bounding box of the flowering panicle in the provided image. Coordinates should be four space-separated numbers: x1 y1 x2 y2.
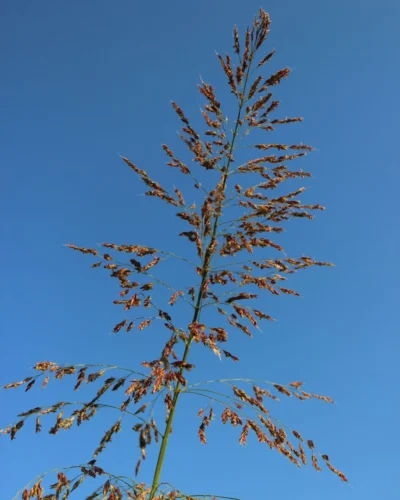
2 9 346 500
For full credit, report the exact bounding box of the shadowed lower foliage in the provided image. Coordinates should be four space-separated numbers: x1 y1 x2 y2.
1 9 347 500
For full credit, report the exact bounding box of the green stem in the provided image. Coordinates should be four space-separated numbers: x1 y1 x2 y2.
148 46 256 499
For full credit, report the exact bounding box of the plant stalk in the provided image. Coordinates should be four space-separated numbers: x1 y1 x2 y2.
148 45 256 499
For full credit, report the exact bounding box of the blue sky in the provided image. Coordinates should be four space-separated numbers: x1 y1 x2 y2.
1 1 399 498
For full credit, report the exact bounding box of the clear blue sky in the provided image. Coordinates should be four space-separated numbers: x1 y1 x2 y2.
1 1 399 499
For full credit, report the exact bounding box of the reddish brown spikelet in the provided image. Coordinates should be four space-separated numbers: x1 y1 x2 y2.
216 53 237 96
138 319 152 331
3 378 32 390
162 144 190 175
262 99 279 115
141 257 161 272
198 409 213 444
113 320 127 334
248 75 263 99
226 292 257 303
247 419 271 446
254 143 288 151
10 419 24 440
174 188 185 206
112 378 126 391
242 29 251 74
74 367 87 391
198 80 221 117
177 211 201 229
311 393 335 404
273 384 292 397
93 419 122 458
253 309 275 322
233 25 240 54
171 101 189 125
250 92 273 113
17 406 42 418
135 459 141 477
222 349 239 362
271 117 303 125
66 244 98 256
325 461 348 482
233 305 258 328
253 385 264 403
42 375 50 389
261 388 279 401
293 430 304 441
168 290 184 306
87 370 105 383
258 49 276 67
281 447 301 467
145 190 179 206
230 410 243 427
239 422 250 445
54 366 76 379
279 287 300 296
264 68 291 87
299 443 307 465
289 381 304 389
33 361 57 372
311 453 322 471
236 65 245 86
198 424 206 444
